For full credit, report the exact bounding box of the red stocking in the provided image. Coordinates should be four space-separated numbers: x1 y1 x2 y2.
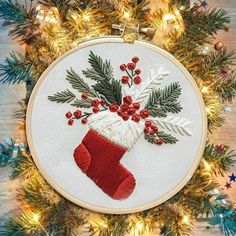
73 129 136 200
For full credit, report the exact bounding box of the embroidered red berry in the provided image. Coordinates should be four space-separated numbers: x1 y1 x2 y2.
140 109 150 118
74 110 82 118
65 111 72 119
122 76 129 84
93 107 100 113
145 120 152 127
157 139 163 145
134 76 142 84
120 104 129 112
100 99 106 105
144 127 149 134
81 118 87 124
127 63 135 70
123 96 133 105
122 112 129 121
120 64 127 71
151 124 158 132
131 114 140 122
150 129 156 135
68 119 74 125
109 103 119 112
135 69 141 75
127 107 136 115
81 93 88 100
133 102 140 110
117 110 123 116
132 56 139 63
91 99 100 107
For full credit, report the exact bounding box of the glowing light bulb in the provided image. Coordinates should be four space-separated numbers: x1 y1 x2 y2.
182 215 189 223
32 213 40 224
136 221 143 231
204 161 211 171
83 14 90 21
123 11 131 19
206 107 211 114
163 14 175 21
201 86 208 94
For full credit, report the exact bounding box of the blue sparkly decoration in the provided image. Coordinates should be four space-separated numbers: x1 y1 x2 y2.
205 189 236 235
0 139 23 167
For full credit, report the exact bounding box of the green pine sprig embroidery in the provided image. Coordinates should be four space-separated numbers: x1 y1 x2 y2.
71 99 92 108
144 131 178 144
66 68 97 97
48 89 76 104
145 82 182 118
83 51 114 81
93 79 122 105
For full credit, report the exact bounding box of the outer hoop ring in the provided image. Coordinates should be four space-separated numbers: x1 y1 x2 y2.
26 36 207 214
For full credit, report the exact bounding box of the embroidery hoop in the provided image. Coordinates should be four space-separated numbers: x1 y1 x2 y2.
26 36 207 214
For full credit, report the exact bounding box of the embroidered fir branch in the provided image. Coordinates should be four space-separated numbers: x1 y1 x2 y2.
145 82 182 118
66 68 97 97
71 99 92 108
48 89 76 104
82 51 114 81
93 79 122 105
144 131 178 144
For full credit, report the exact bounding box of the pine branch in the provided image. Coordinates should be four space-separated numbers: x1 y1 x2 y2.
203 144 236 176
82 51 114 81
66 68 97 97
145 82 182 118
0 0 40 44
39 0 72 20
199 50 236 79
182 8 230 44
144 131 178 144
93 79 122 105
0 52 35 84
71 99 92 108
48 89 76 104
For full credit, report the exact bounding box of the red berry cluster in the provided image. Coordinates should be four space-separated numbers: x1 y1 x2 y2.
65 93 107 126
65 110 87 126
120 56 142 86
144 121 163 145
109 96 150 122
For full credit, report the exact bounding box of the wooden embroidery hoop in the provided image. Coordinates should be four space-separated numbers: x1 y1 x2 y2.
26 36 207 214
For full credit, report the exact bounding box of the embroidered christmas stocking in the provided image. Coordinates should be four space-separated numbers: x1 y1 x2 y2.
73 109 144 200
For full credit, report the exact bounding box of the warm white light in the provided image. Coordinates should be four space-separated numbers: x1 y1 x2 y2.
83 14 90 21
32 213 40 223
163 14 175 21
123 11 131 19
201 86 208 94
206 107 211 114
182 215 189 223
136 221 143 231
